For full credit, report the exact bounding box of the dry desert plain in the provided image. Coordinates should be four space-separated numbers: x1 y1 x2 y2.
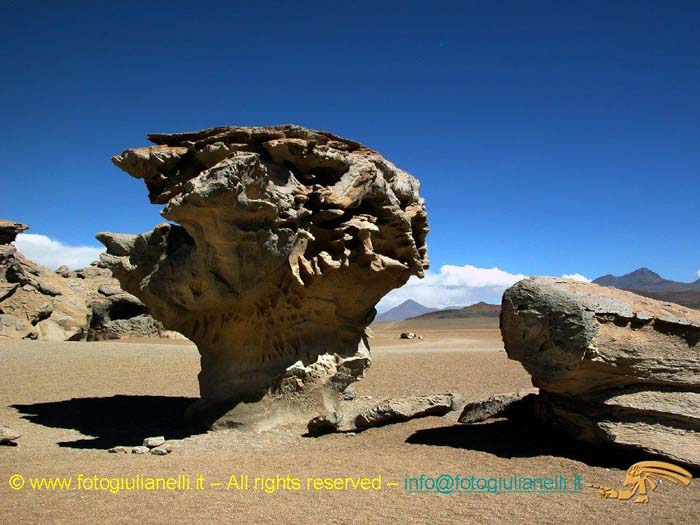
1 317 699 524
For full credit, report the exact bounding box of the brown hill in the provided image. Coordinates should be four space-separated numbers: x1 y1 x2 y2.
626 288 700 309
408 301 500 320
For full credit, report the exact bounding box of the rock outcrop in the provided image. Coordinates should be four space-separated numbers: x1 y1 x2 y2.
97 125 429 428
494 277 700 468
86 280 167 341
0 220 174 341
0 220 28 245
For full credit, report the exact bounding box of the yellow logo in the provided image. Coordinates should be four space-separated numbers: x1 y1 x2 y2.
589 461 692 504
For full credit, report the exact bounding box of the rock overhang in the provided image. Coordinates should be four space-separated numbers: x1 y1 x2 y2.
98 125 430 429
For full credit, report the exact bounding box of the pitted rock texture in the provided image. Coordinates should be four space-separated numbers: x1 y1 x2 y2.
98 125 429 428
499 277 700 468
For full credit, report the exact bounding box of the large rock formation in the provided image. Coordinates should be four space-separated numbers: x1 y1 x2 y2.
493 277 700 468
98 125 429 428
0 220 172 341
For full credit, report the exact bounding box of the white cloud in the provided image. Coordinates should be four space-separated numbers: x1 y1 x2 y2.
14 233 104 270
561 273 591 282
377 264 591 313
377 264 526 312
439 264 527 288
696 269 700 279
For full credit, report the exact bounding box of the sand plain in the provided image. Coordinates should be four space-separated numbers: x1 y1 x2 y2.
1 317 698 524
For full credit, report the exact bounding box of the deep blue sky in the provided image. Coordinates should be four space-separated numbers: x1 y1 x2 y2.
2 1 699 281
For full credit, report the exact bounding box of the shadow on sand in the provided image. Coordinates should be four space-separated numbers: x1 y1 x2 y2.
406 419 654 470
12 395 202 449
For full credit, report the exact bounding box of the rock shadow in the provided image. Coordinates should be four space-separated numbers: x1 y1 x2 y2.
11 395 202 449
406 419 657 470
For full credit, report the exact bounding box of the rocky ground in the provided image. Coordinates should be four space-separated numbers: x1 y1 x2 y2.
1 318 698 524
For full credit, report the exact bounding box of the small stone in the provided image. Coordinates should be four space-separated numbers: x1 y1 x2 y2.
55 265 73 278
161 442 176 452
0 426 21 444
400 332 416 339
98 284 123 296
150 447 170 455
131 446 150 454
108 446 129 454
143 436 165 448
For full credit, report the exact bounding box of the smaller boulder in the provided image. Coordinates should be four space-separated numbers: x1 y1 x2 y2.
0 314 30 339
55 266 74 278
458 390 538 424
30 319 73 342
143 436 165 448
98 284 123 297
400 332 416 340
131 446 150 454
308 393 463 436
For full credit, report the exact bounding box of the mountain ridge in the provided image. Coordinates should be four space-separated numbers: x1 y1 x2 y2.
593 268 700 309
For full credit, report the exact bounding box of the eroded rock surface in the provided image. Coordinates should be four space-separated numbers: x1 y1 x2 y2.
497 277 700 468
308 393 462 435
98 125 429 428
0 220 174 341
0 220 28 245
458 390 537 424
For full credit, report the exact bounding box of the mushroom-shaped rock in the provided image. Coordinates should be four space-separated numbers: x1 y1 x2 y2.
97 125 429 429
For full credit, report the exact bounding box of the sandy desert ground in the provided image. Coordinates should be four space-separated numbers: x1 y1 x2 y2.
1 317 698 524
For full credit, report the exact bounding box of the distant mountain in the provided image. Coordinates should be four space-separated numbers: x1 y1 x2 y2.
375 300 438 322
632 289 700 309
593 268 700 309
409 301 501 320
